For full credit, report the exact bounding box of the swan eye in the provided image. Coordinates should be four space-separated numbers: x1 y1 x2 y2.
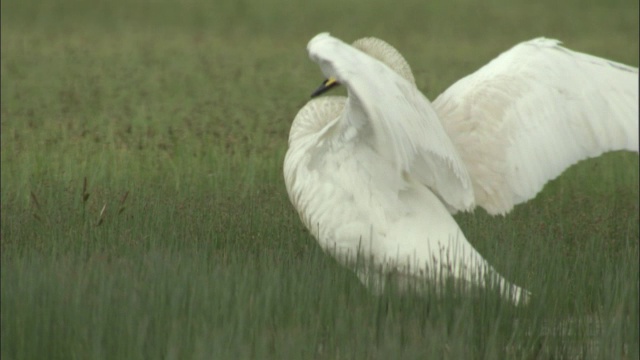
311 77 340 98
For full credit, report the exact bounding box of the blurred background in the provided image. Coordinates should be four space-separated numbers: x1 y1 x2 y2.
2 0 637 191
2 0 638 358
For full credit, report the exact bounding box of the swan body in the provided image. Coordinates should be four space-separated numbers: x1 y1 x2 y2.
284 33 639 304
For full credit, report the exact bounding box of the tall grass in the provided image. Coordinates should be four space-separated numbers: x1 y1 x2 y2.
2 0 638 358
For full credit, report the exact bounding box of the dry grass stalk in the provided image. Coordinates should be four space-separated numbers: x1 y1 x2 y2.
96 203 107 226
82 177 90 203
118 191 129 215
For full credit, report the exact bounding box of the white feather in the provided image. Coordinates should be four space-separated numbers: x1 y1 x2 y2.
284 32 638 304
434 37 639 214
307 33 475 212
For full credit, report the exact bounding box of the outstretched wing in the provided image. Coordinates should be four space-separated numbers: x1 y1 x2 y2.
434 38 639 215
307 33 475 211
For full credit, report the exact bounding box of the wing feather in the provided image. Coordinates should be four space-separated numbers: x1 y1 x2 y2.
307 33 475 211
433 38 639 214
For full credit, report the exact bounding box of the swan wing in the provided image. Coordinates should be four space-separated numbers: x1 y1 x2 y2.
434 38 639 215
307 33 475 212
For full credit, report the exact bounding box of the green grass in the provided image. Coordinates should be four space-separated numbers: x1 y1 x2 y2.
1 0 638 358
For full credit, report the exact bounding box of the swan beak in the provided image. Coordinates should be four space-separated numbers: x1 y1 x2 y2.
311 77 339 98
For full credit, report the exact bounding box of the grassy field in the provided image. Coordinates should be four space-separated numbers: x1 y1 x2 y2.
1 0 638 358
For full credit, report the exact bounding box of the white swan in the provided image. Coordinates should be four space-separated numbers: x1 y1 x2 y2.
283 33 638 305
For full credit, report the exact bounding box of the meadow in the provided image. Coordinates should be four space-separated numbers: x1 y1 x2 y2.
1 0 638 358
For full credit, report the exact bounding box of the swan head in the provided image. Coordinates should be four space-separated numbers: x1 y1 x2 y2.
308 33 416 98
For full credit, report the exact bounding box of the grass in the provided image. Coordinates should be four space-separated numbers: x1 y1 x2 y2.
1 0 638 358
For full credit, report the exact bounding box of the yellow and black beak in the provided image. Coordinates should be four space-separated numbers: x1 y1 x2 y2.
310 77 339 98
